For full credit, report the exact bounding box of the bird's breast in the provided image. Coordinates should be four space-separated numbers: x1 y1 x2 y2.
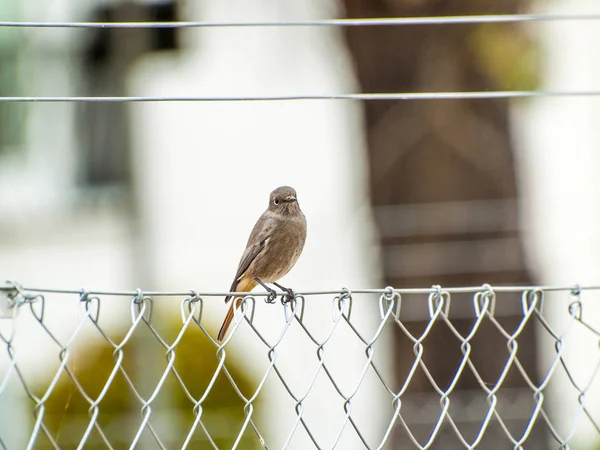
248 216 306 282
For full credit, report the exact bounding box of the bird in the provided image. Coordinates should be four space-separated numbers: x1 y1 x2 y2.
216 186 307 343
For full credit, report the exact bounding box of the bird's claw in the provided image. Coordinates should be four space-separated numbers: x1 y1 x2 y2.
281 289 295 305
254 277 278 304
273 282 295 305
265 289 278 304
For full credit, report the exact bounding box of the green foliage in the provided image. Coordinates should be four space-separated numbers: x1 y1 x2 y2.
33 318 263 449
468 24 541 92
166 317 264 449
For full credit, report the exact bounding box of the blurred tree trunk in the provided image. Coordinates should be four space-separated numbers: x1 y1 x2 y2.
342 1 546 448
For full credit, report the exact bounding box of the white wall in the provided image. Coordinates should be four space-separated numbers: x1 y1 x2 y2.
515 0 600 446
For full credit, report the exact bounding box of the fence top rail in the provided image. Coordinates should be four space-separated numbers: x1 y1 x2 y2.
0 282 592 298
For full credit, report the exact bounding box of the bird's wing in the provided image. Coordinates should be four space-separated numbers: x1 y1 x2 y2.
225 212 275 300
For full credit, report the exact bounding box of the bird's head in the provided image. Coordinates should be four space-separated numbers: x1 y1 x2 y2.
269 186 301 214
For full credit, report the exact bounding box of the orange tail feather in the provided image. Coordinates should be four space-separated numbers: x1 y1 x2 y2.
217 301 236 342
217 277 257 342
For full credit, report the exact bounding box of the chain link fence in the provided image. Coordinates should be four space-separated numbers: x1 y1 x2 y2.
1 282 599 449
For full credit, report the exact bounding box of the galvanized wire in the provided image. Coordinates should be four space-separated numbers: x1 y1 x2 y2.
1 13 600 103
1 13 600 28
2 9 600 450
1 282 599 449
3 91 600 103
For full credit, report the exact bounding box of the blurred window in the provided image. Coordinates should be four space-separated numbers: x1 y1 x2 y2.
77 0 180 188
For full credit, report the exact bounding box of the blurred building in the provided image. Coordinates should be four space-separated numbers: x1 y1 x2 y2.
0 0 599 449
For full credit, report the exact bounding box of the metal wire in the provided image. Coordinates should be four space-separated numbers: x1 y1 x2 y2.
2 13 597 103
0 282 596 296
2 8 600 450
1 282 599 449
3 91 600 103
1 13 600 29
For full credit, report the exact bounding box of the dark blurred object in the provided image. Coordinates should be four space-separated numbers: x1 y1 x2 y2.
78 1 180 188
0 28 26 154
342 1 546 448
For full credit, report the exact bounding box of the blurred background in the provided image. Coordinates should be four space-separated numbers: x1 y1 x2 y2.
1 0 600 448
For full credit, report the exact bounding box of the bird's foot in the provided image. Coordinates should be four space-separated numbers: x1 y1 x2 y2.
254 278 278 304
274 282 295 304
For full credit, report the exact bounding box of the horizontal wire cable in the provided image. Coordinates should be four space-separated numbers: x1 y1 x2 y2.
3 91 600 103
1 13 600 29
0 283 590 297
2 12 598 450
2 13 598 103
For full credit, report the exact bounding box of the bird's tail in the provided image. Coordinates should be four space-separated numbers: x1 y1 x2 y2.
217 301 237 342
217 276 257 342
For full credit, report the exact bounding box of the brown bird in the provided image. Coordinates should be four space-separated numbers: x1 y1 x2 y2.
217 186 307 342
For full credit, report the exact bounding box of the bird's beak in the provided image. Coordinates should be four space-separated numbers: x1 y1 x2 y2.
286 196 297 203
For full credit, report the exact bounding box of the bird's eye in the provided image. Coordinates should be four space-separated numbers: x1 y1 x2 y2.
274 198 280 205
